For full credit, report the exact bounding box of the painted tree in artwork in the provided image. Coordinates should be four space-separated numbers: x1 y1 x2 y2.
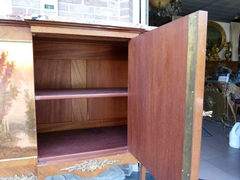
24 89 35 137
0 50 19 130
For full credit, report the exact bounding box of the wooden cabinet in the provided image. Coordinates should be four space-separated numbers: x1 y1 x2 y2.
33 35 129 132
205 61 240 78
0 11 207 180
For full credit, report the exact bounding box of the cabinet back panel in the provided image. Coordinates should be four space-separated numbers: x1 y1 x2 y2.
34 38 128 131
33 39 128 61
72 99 87 122
36 100 72 124
34 59 71 89
34 40 128 89
36 99 88 125
71 60 87 88
88 97 127 120
87 60 128 88
36 97 127 132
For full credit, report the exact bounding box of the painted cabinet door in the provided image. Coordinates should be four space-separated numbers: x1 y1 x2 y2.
128 11 207 180
0 21 37 178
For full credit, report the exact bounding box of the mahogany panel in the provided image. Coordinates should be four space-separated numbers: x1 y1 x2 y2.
87 60 128 88
36 99 72 124
128 11 207 180
128 15 189 180
33 38 128 61
34 59 71 89
71 60 87 88
72 98 87 122
88 97 127 120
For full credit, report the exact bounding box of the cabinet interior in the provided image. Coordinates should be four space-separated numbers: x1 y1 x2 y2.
33 36 129 162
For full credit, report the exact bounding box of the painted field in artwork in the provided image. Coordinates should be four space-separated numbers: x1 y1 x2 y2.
0 42 37 159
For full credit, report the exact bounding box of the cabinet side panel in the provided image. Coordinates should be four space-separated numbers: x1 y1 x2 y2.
0 21 37 177
128 15 189 179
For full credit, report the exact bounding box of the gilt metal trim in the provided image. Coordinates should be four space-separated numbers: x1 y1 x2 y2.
60 159 120 172
181 11 207 180
0 173 37 180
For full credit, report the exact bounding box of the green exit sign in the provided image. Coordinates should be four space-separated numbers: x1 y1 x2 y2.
44 4 54 10
41 0 58 15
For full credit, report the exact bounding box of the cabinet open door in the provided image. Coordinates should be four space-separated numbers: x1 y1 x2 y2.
128 11 207 180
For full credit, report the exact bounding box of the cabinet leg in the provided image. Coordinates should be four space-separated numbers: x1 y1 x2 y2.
140 164 146 180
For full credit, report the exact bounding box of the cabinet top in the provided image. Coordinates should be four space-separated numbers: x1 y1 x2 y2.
0 14 154 32
0 15 156 41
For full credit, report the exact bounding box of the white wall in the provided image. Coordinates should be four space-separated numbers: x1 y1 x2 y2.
0 0 12 15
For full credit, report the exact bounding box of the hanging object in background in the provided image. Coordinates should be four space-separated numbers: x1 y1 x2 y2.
150 0 170 9
149 0 182 17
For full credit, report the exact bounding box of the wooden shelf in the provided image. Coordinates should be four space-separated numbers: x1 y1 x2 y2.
35 88 128 100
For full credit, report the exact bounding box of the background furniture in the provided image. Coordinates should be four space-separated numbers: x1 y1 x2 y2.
204 61 240 126
204 82 235 125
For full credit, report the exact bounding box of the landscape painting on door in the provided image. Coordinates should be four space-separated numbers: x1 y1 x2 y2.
0 41 37 160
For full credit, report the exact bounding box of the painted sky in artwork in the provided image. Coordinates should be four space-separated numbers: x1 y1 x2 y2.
0 42 34 124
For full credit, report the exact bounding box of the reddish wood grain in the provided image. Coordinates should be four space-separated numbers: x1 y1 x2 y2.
88 97 127 120
128 11 207 180
34 38 128 130
128 16 189 180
